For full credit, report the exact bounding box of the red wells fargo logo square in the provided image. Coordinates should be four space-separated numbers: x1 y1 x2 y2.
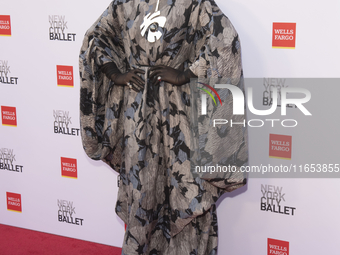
268 238 289 255
269 134 292 160
272 22 296 49
7 192 22 212
0 15 11 36
61 157 77 179
1 106 17 127
57 65 74 87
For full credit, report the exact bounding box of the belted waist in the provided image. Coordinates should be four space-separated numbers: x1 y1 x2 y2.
130 64 154 69
130 65 154 85
130 64 153 72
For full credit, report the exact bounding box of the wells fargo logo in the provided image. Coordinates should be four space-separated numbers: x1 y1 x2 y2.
57 65 74 87
7 192 22 212
0 15 11 36
1 106 17 127
272 23 296 49
269 134 292 160
61 157 77 178
268 238 289 255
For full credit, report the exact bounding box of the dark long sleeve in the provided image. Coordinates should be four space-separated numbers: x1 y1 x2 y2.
101 62 121 79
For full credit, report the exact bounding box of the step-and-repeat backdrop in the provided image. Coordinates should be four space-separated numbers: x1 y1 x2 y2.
1 0 339 254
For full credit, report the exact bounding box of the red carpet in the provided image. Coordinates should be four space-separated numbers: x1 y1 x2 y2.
0 224 122 255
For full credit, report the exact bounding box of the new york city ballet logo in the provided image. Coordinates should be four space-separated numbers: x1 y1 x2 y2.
262 78 297 109
56 65 74 87
58 199 84 226
7 192 22 213
49 15 76 41
0 60 18 85
1 106 17 127
199 83 311 128
53 110 80 136
261 184 296 216
272 22 296 49
61 157 77 179
268 238 289 255
0 15 11 36
0 148 23 173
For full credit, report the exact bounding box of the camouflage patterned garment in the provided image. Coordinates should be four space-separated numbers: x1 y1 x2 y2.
79 0 248 254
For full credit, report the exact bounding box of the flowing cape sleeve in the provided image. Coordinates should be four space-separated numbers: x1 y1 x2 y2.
79 3 127 172
189 0 248 190
170 0 248 236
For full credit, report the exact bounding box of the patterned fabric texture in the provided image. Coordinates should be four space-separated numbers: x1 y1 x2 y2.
79 0 248 254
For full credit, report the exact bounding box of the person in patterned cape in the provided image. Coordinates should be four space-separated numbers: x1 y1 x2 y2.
79 0 248 254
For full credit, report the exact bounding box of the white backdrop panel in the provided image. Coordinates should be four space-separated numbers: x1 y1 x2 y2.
1 0 340 253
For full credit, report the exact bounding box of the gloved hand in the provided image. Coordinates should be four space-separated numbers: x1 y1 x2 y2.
111 69 145 92
149 66 197 86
